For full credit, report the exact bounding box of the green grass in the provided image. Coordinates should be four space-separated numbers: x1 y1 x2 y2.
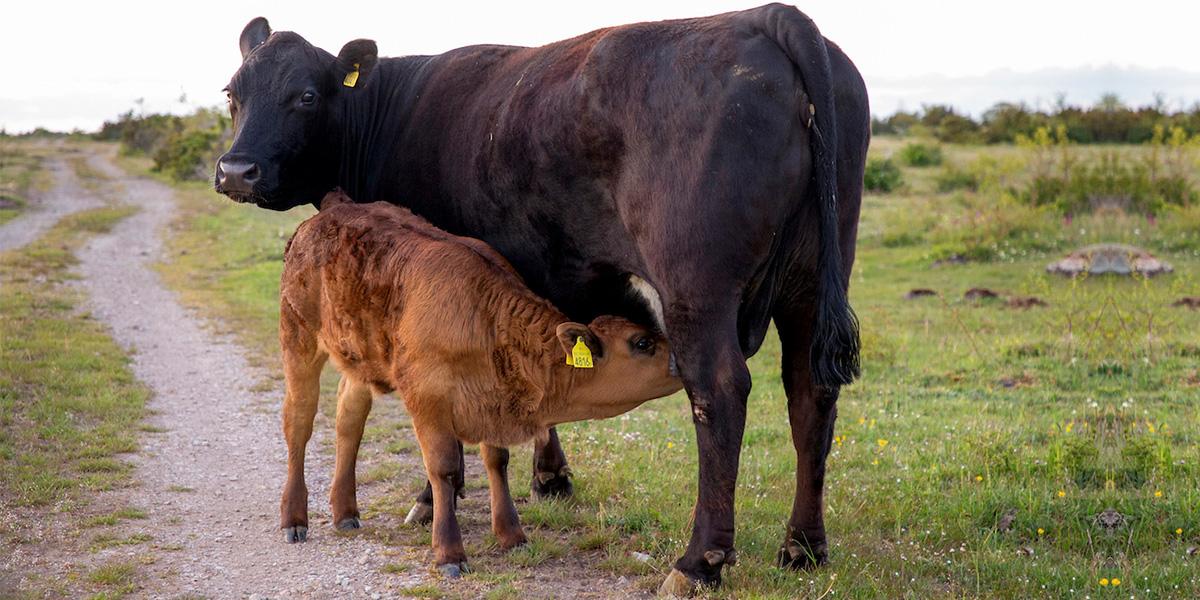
0 204 148 510
0 141 52 225
143 138 1200 598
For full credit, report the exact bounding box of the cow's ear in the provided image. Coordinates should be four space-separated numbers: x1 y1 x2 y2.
337 39 378 88
556 323 603 363
239 17 271 59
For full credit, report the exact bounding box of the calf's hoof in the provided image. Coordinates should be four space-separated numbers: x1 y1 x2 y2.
776 539 828 570
497 531 528 550
335 517 361 531
437 562 470 579
282 525 308 543
404 502 434 526
531 466 573 500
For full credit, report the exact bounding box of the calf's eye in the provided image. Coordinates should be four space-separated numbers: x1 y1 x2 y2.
300 91 316 105
633 337 654 352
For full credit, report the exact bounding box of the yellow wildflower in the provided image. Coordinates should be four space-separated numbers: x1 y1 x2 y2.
1099 578 1109 586
667 442 674 449
1147 422 1156 433
1065 422 1073 433
1154 490 1163 498
1057 490 1066 498
975 475 983 482
1111 578 1121 586
877 438 888 449
1037 528 1044 536
1177 528 1183 535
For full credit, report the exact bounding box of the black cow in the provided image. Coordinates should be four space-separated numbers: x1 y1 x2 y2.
216 4 867 592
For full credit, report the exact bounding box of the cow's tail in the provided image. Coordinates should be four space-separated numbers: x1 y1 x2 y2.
762 4 860 387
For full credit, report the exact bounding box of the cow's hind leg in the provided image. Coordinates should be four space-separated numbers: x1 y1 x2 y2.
406 443 464 526
330 376 372 531
279 313 327 543
530 427 573 499
658 305 750 594
482 444 527 549
775 298 839 569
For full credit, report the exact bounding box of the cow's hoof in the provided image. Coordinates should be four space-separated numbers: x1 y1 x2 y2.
531 467 573 500
405 502 434 526
658 568 699 597
437 562 470 579
776 540 828 570
335 517 361 531
283 525 308 543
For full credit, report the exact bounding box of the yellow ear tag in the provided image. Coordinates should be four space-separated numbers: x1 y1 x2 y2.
569 337 593 368
343 63 360 88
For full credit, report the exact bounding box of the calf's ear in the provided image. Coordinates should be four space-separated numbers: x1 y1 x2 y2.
337 39 379 88
239 17 271 59
556 323 603 362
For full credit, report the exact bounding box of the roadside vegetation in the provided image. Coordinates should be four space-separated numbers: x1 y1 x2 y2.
0 148 152 599
0 140 53 225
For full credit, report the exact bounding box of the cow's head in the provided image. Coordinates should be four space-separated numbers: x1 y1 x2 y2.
215 18 377 210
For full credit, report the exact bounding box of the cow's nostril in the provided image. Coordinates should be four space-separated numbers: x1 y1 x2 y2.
216 159 259 193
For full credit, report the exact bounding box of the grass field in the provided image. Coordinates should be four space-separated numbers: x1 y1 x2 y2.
141 137 1200 598
0 140 52 226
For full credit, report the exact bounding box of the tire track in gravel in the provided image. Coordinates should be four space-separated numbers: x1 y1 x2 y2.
72 149 423 599
0 150 103 253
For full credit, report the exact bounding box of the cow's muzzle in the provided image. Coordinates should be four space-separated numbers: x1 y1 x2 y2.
215 157 261 196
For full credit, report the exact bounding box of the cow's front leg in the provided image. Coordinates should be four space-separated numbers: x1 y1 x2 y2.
530 427 573 499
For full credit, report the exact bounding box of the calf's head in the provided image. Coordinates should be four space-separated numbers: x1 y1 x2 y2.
556 316 682 418
215 17 377 210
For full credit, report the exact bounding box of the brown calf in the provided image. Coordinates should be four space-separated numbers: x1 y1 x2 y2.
278 192 681 575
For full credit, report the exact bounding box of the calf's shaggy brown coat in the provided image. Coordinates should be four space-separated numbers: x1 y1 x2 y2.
278 192 680 574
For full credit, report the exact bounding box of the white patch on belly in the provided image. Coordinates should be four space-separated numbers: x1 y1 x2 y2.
628 274 665 332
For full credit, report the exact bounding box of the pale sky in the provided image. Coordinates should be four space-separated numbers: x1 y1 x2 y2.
2 1 1199 132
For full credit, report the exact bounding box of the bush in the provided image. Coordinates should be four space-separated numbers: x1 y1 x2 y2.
935 166 979 192
897 142 943 167
98 107 231 182
153 129 222 181
863 157 903 193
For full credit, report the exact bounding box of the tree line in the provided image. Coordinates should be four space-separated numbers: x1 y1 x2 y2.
873 95 1200 144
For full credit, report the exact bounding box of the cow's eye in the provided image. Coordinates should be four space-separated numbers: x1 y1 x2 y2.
632 336 655 353
300 91 316 105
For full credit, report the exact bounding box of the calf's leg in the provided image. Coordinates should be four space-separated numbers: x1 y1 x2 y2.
330 376 373 531
481 444 527 549
279 331 326 543
406 442 464 526
413 420 470 577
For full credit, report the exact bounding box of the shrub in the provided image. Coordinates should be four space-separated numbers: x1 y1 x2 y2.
153 129 222 181
863 157 903 193
897 142 943 167
935 166 978 192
